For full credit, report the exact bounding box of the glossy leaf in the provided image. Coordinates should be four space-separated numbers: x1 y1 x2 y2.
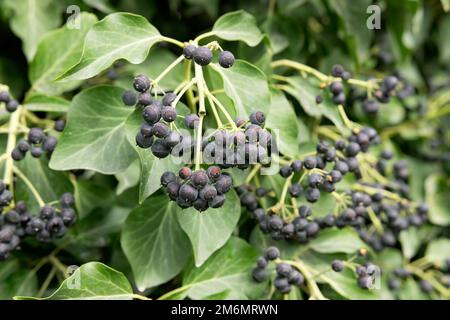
177 190 241 266
60 13 162 81
121 195 191 290
49 85 136 174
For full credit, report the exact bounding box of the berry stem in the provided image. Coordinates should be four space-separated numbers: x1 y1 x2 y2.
172 77 197 108
184 60 196 113
157 283 194 300
366 206 384 234
12 166 45 207
37 266 57 298
337 105 356 130
194 31 216 44
206 92 237 129
206 95 223 127
278 175 293 208
153 55 185 86
245 164 261 184
271 59 329 82
284 259 327 300
194 63 207 170
159 36 184 48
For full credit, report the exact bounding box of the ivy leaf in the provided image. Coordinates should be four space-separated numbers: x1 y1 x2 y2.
211 10 263 46
425 174 450 226
24 93 70 113
283 76 347 133
29 13 98 95
15 262 134 300
209 60 271 118
177 190 241 267
308 227 368 254
16 157 73 212
398 278 429 300
265 89 300 158
60 13 162 81
74 179 115 219
425 238 450 267
329 0 373 64
49 85 136 174
3 0 62 61
182 237 266 300
115 160 140 195
399 225 440 260
0 259 37 299
121 194 191 290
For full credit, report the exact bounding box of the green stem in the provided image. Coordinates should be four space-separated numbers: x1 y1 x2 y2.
194 31 216 44
285 260 327 300
245 164 261 184
184 60 196 113
206 92 237 129
206 95 223 127
153 55 185 85
271 59 329 82
172 77 197 108
157 284 193 300
160 36 184 48
38 266 56 298
4 106 23 200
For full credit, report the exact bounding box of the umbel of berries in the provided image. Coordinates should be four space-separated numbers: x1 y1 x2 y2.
161 166 232 211
183 44 235 69
11 127 57 161
25 193 77 243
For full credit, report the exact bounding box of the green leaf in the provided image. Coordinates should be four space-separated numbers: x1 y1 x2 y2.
0 259 37 299
209 60 271 118
115 160 140 195
266 89 300 158
121 194 191 290
15 262 134 300
425 174 450 226
399 228 421 260
74 179 115 218
4 0 62 61
49 85 136 174
308 227 368 254
329 0 373 64
425 238 450 267
16 157 73 212
60 13 162 81
211 10 263 46
182 237 266 300
24 93 70 113
283 76 346 133
29 13 98 95
177 190 241 267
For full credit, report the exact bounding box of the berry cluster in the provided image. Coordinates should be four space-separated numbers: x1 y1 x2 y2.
0 89 19 113
331 259 380 290
251 246 305 294
183 44 235 68
0 191 76 261
387 265 450 294
201 111 272 168
122 75 181 159
161 166 233 211
11 128 57 161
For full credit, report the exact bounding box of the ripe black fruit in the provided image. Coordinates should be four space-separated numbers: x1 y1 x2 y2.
54 119 66 132
161 106 177 122
138 92 153 106
11 148 25 161
31 147 43 158
183 44 196 59
303 156 317 170
249 111 265 125
193 47 212 66
264 246 280 260
142 105 161 124
152 122 170 138
215 174 232 194
42 136 57 152
209 194 225 208
191 170 209 189
122 90 137 106
133 74 151 92
6 100 18 112
162 92 177 106
179 184 198 202
185 114 199 129
136 132 154 148
28 128 45 144
151 139 170 158
218 51 235 68
161 171 177 187
332 260 345 272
